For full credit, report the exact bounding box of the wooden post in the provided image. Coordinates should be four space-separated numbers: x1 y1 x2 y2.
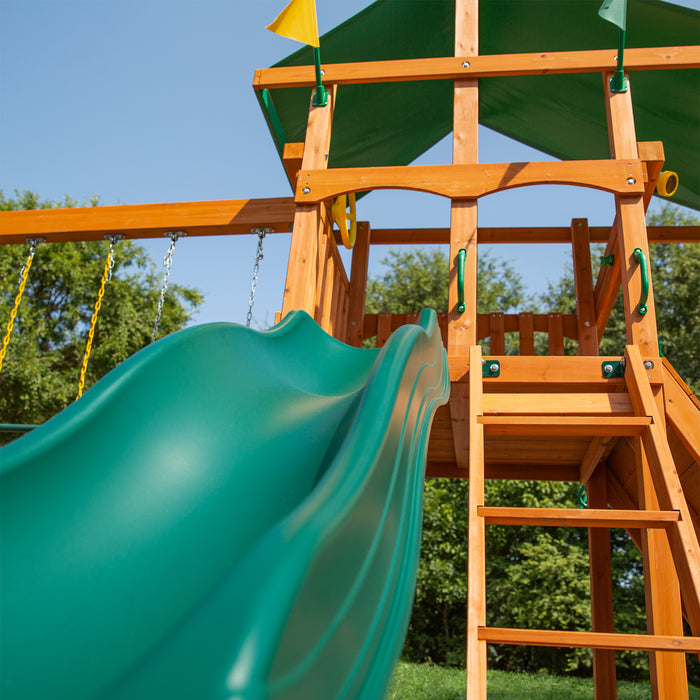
604 75 659 355
466 343 487 700
587 465 617 700
346 222 371 346
282 87 336 316
448 0 479 467
571 218 599 355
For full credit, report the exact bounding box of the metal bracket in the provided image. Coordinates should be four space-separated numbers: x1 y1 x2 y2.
482 360 500 378
602 360 625 378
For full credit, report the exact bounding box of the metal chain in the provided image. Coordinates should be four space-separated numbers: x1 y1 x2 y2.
0 237 45 373
151 231 185 343
76 234 124 399
246 228 272 328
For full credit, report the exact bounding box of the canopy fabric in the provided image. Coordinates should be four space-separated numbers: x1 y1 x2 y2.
257 0 699 211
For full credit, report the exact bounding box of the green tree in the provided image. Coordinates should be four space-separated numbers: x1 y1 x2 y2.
0 190 202 437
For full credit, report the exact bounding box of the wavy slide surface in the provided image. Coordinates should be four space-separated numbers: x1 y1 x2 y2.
0 309 449 700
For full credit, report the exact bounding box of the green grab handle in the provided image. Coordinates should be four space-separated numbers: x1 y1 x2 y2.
633 247 649 314
457 248 466 314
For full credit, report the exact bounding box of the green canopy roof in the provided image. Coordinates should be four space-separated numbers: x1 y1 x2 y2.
258 0 699 211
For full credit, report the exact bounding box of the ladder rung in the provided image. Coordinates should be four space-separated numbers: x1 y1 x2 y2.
478 627 700 653
478 506 680 529
482 393 634 415
478 415 651 436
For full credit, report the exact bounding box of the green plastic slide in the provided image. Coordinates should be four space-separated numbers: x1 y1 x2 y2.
0 309 449 700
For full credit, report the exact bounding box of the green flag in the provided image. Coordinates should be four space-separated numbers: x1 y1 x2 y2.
598 0 627 31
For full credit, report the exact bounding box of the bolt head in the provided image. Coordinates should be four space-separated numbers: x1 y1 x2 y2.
462 61 470 68
489 363 499 373
302 187 310 194
603 364 613 374
627 177 636 185
643 361 654 369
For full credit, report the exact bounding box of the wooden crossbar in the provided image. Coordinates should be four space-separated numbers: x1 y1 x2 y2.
479 416 651 436
478 628 700 653
478 506 679 528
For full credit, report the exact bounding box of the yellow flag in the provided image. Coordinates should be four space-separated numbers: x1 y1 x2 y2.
266 0 320 48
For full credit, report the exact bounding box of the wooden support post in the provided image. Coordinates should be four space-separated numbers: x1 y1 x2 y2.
571 218 599 355
282 88 336 316
448 0 479 468
587 466 617 700
346 222 370 346
604 75 659 356
636 438 689 699
467 344 487 700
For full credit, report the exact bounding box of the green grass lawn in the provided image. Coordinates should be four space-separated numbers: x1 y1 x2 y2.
388 662 700 699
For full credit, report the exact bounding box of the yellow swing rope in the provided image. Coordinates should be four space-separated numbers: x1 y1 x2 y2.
0 238 44 374
76 235 123 399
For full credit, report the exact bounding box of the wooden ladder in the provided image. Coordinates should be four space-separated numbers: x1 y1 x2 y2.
465 344 700 700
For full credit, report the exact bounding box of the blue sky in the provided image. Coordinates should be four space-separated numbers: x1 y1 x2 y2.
2 0 698 328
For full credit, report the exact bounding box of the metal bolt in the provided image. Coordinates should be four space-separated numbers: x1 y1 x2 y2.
627 177 636 185
603 364 613 375
644 361 654 369
490 364 499 374
584 321 590 327
320 69 325 76
302 187 310 194
462 61 470 68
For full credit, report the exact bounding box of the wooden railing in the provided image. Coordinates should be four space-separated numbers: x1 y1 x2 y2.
363 312 578 355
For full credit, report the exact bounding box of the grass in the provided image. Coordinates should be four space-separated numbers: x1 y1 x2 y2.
387 662 700 699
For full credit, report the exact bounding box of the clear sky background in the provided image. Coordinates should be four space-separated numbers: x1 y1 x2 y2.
2 0 698 329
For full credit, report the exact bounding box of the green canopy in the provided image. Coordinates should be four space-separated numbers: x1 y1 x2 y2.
258 0 699 211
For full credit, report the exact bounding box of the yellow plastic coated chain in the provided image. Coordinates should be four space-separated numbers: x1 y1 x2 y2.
0 244 38 373
76 246 115 399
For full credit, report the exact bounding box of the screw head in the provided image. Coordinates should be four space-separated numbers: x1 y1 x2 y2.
462 61 470 68
603 364 614 375
490 363 499 373
643 361 654 369
627 177 636 185
302 187 310 194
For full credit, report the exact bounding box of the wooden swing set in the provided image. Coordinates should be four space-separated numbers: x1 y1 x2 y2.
1 0 699 697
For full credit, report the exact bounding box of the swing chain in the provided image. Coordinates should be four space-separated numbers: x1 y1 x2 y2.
76 234 124 399
0 237 45 373
246 228 272 328
151 231 186 343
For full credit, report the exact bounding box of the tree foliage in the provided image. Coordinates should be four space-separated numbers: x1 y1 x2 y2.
0 190 202 435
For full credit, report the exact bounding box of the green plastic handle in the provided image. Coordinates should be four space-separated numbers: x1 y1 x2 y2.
633 247 649 314
457 248 466 314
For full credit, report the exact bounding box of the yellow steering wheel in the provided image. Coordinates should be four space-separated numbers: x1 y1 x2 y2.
331 192 357 249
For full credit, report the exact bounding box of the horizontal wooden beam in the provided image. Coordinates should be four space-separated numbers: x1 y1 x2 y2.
296 160 646 202
482 393 633 415
0 198 297 245
254 46 700 90
368 225 699 245
478 627 700 653
479 415 651 436
478 506 679 528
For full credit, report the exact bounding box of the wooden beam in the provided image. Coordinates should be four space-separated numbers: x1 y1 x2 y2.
282 88 336 316
579 436 616 485
253 45 700 90
662 361 700 466
467 344 487 700
366 225 699 246
478 506 679 528
587 466 617 700
282 142 304 191
295 159 645 203
478 628 700 653
482 393 633 415
625 345 700 636
479 415 651 437
346 222 371 347
0 198 296 244
571 218 599 355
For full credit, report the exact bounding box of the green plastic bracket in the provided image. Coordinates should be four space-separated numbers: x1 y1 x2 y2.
633 247 649 314
457 248 466 313
610 30 628 93
600 254 614 267
577 484 588 509
602 360 625 379
483 360 500 378
311 47 329 107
